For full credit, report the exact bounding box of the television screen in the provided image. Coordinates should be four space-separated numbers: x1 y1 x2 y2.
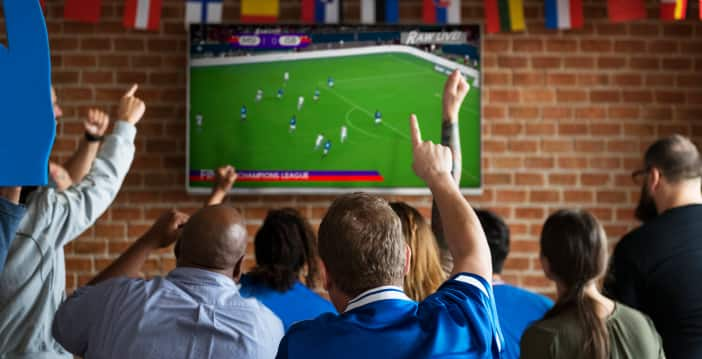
187 24 481 194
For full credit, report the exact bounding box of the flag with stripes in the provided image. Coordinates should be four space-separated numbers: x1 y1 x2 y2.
124 0 162 31
185 0 222 26
301 0 343 24
64 0 101 23
484 0 525 33
607 0 645 22
361 0 399 23
545 0 583 30
423 0 461 24
660 0 687 20
241 0 279 23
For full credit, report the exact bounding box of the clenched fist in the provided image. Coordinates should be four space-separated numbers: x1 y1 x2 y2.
118 84 146 125
85 109 110 137
142 210 190 249
442 70 470 123
214 165 238 193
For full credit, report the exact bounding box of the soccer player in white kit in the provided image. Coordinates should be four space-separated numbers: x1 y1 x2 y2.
297 96 305 111
195 114 203 128
284 72 289 83
340 126 347 143
255 89 263 102
314 133 324 150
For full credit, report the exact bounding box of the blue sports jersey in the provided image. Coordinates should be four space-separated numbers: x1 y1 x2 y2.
493 283 553 359
276 273 504 359
323 141 331 150
241 107 247 114
239 275 337 331
375 111 381 119
290 117 297 126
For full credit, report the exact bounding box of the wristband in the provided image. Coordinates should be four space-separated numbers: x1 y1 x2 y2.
84 132 104 142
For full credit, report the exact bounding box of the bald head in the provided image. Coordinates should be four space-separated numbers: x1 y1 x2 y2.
177 205 248 271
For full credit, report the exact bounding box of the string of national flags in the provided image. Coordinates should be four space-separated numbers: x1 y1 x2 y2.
42 0 702 33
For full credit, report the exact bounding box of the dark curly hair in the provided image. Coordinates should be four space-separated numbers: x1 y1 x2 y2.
248 208 320 292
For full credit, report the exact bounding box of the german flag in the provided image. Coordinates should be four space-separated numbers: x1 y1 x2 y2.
241 0 279 23
660 0 687 20
484 0 525 34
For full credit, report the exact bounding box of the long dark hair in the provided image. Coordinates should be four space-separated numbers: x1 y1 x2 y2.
540 209 609 359
248 208 320 292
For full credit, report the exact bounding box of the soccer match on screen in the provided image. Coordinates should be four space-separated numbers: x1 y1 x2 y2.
188 24 481 193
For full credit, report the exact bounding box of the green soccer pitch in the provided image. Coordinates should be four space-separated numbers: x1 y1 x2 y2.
188 47 481 193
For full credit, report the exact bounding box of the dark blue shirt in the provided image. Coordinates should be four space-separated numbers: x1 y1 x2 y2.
0 197 25 274
493 283 553 359
239 274 336 331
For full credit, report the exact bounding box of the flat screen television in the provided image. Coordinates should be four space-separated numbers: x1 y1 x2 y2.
187 24 481 194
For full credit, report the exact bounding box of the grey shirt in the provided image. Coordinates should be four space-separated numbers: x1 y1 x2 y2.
0 121 136 358
53 267 284 359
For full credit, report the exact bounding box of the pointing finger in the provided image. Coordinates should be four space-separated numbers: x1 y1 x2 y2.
124 84 138 97
410 114 422 148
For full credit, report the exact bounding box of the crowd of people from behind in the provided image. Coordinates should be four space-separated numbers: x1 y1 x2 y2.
0 70 700 358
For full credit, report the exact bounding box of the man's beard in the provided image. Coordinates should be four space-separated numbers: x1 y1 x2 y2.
635 185 658 223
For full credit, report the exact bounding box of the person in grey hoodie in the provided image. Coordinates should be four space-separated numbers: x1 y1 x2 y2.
0 84 145 358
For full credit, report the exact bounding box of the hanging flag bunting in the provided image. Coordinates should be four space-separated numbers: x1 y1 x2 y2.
423 0 461 24
607 0 646 22
484 0 525 33
361 0 399 24
545 0 583 30
660 0 687 20
241 0 279 23
185 0 223 26
64 0 101 23
124 0 162 31
301 0 343 24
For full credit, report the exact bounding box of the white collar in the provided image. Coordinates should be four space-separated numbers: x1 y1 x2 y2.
344 285 412 313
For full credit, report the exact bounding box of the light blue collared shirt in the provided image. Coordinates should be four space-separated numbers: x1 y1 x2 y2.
53 267 284 359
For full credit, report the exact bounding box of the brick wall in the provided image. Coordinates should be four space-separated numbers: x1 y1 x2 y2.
15 0 702 296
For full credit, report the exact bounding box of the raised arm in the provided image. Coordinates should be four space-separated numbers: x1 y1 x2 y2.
31 85 145 251
89 210 188 285
64 109 110 183
410 77 490 281
205 165 237 206
431 70 467 268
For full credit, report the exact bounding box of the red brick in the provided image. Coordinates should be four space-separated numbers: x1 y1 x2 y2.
531 57 562 69
548 174 577 185
546 39 577 52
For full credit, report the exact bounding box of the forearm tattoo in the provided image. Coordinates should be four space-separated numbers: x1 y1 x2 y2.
441 120 461 181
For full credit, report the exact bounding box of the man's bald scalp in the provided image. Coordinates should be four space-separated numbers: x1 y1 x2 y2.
178 205 248 270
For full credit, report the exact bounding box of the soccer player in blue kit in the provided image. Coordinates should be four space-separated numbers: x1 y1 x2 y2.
289 115 297 133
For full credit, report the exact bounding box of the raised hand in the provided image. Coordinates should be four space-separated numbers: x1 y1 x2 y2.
142 210 190 249
0 0 55 185
206 165 237 206
118 84 146 125
410 114 453 188
85 109 110 137
214 165 238 193
442 70 470 123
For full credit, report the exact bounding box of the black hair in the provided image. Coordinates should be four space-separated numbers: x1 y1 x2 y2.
248 208 320 292
475 209 510 274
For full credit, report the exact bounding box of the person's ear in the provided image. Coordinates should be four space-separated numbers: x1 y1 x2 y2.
649 168 662 193
404 243 412 276
232 256 244 282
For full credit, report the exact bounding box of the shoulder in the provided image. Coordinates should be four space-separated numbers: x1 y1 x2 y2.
292 283 337 311
520 321 560 358
284 312 340 338
611 302 656 328
421 273 492 310
496 284 554 307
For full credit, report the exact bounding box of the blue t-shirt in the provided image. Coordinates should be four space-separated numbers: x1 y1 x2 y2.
493 283 553 359
276 273 504 359
239 274 337 331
